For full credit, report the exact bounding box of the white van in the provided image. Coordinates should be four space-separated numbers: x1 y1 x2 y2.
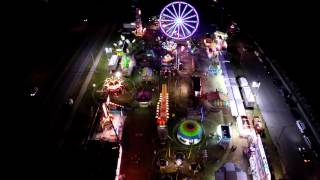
296 120 306 134
241 86 255 108
303 135 312 149
237 76 249 87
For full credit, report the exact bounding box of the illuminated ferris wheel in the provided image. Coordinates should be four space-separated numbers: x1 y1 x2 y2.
159 1 199 40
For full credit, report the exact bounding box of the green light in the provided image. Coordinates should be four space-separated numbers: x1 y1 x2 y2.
178 120 202 137
122 56 130 68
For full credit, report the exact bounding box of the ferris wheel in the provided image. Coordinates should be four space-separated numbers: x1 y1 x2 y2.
159 1 199 40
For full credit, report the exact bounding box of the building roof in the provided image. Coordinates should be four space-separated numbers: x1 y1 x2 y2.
215 162 248 180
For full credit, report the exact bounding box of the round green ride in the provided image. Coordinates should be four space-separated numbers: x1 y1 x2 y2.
177 120 203 145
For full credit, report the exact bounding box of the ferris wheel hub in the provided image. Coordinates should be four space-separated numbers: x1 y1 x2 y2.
175 17 183 25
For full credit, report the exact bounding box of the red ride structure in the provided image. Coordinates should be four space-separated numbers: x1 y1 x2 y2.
155 84 169 141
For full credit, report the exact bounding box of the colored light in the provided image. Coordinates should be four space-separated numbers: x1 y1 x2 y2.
175 17 183 24
159 1 199 40
178 120 203 138
115 71 122 78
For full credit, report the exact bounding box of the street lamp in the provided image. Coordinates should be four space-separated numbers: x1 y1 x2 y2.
115 71 122 78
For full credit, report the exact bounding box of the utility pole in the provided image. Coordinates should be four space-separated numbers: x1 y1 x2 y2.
91 52 95 65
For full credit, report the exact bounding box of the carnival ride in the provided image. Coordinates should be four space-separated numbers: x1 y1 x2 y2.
177 120 203 145
156 84 170 127
98 96 125 142
159 1 199 40
103 76 124 94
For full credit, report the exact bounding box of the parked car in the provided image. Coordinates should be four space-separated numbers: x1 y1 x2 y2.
303 135 312 149
237 76 249 87
296 120 306 134
298 147 312 164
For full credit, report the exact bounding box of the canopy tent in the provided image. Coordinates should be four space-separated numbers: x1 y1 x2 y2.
204 92 229 108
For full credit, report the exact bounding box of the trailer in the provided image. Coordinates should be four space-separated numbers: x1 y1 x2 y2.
241 86 255 108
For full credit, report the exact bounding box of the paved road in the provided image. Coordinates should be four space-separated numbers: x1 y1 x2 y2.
120 108 157 180
237 43 319 179
46 24 117 147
